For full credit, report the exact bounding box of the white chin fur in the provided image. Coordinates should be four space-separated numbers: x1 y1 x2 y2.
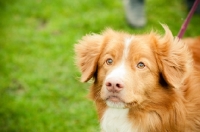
106 101 126 109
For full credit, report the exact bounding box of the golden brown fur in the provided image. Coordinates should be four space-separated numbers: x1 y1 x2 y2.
183 37 200 71
75 25 200 131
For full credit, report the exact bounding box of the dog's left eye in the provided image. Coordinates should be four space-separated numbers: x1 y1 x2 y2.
106 58 113 65
137 62 145 69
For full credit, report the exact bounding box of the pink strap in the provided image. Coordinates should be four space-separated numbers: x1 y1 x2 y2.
177 0 200 38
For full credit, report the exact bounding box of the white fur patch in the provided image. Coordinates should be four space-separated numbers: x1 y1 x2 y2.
123 37 133 59
101 108 137 132
105 63 126 79
106 100 125 108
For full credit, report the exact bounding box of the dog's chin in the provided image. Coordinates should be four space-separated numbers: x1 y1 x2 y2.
106 101 126 109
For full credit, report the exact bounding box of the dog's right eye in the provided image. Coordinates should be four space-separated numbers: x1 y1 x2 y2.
106 58 113 65
137 62 145 69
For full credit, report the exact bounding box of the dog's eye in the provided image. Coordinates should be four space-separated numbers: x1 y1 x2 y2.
106 58 113 65
137 62 145 69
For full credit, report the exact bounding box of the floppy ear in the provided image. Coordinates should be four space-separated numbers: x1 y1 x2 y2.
75 34 103 82
155 25 192 88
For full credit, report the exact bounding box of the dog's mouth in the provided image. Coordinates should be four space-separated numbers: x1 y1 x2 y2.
105 96 138 109
106 96 122 102
106 96 126 108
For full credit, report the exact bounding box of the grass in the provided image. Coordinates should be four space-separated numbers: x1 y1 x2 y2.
0 0 200 131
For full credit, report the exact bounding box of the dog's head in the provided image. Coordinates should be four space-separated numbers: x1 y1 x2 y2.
75 25 192 109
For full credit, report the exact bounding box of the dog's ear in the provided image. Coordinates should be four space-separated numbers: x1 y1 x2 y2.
155 25 192 88
75 34 103 82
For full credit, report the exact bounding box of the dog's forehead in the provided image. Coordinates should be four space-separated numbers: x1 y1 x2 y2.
129 36 153 53
104 35 154 59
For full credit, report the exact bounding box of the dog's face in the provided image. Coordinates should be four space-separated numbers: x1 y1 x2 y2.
98 34 160 108
75 25 192 109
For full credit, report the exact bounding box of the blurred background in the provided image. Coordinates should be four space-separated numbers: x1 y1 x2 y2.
0 0 199 131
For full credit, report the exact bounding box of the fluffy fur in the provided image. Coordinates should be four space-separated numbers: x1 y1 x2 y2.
183 37 200 71
75 25 200 132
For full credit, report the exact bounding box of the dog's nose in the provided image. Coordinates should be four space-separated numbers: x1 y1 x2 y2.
105 78 124 93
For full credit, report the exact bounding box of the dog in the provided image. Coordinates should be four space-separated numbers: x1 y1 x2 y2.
75 25 200 132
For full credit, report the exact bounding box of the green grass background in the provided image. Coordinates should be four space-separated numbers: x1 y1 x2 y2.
0 0 199 131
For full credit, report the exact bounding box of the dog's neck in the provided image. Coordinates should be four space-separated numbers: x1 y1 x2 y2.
101 107 137 132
